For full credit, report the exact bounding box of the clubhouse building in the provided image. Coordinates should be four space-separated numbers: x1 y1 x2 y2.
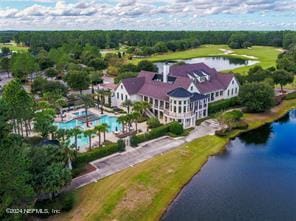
114 63 240 128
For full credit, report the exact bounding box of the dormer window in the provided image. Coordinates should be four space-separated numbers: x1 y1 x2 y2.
190 71 210 83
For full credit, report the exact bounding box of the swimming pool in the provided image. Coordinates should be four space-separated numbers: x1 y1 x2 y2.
55 115 121 148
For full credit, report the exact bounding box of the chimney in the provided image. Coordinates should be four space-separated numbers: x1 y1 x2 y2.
163 62 169 83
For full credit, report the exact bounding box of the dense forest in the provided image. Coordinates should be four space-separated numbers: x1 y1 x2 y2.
1 31 296 55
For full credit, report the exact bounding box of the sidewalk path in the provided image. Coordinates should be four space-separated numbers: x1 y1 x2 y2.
68 119 222 190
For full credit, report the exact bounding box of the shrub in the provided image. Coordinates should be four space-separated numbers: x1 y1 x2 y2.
215 128 230 137
232 121 249 130
74 142 125 165
130 124 171 147
223 110 243 122
285 92 296 100
147 117 161 129
34 192 75 218
117 139 126 151
45 68 59 78
169 121 184 136
208 97 240 115
130 122 185 147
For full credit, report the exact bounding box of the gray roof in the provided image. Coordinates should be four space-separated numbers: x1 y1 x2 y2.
190 93 209 102
167 87 192 98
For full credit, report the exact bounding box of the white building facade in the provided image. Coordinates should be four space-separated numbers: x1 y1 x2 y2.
114 63 239 128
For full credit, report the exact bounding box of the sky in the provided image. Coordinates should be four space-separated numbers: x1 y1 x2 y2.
0 0 296 31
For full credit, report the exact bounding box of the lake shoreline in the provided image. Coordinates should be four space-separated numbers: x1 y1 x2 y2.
50 99 296 221
160 99 296 221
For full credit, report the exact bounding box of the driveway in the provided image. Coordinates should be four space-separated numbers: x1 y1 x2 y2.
68 119 222 190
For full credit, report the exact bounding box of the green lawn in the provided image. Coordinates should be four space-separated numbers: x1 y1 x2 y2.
0 42 29 53
51 98 296 221
131 44 281 75
51 136 228 221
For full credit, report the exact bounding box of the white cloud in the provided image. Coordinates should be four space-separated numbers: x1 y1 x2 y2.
0 0 296 30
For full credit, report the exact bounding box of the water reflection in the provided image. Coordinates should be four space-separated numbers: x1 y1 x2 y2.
277 112 290 124
289 109 296 121
239 123 272 145
162 110 296 221
155 56 258 73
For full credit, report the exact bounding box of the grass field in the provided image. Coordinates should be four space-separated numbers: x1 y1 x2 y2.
131 44 281 75
51 98 296 221
0 42 28 53
51 136 228 221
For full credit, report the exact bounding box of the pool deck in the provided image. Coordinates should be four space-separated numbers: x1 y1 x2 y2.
54 107 148 152
68 119 222 190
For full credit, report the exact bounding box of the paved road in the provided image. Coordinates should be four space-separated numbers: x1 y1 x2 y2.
68 120 222 190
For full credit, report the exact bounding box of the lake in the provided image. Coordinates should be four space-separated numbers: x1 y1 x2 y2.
155 56 258 73
162 109 296 221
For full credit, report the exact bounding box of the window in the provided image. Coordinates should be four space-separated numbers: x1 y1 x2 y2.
235 88 238 94
178 106 182 113
216 92 219 97
121 94 123 100
190 86 193 91
227 90 230 96
232 80 234 85
125 95 127 100
121 85 123 89
117 93 119 99
174 106 177 112
231 88 234 95
183 106 186 113
179 101 182 105
220 91 223 96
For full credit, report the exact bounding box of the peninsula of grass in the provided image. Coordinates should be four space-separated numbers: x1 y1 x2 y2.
51 98 296 221
131 44 281 75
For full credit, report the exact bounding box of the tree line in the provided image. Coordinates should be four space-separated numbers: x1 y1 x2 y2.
2 30 295 53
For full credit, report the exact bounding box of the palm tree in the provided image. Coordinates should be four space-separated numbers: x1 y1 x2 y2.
70 127 82 151
79 94 94 127
56 98 67 122
56 128 67 142
95 89 106 114
105 90 112 107
125 114 133 132
84 129 95 150
100 123 109 142
59 141 76 170
131 111 141 132
133 101 151 115
117 115 127 133
94 125 103 147
122 99 133 113
43 92 67 121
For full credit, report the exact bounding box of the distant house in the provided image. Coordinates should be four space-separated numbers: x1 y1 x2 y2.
114 63 239 128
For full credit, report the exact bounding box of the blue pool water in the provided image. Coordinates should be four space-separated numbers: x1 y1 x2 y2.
162 110 296 221
55 115 121 148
